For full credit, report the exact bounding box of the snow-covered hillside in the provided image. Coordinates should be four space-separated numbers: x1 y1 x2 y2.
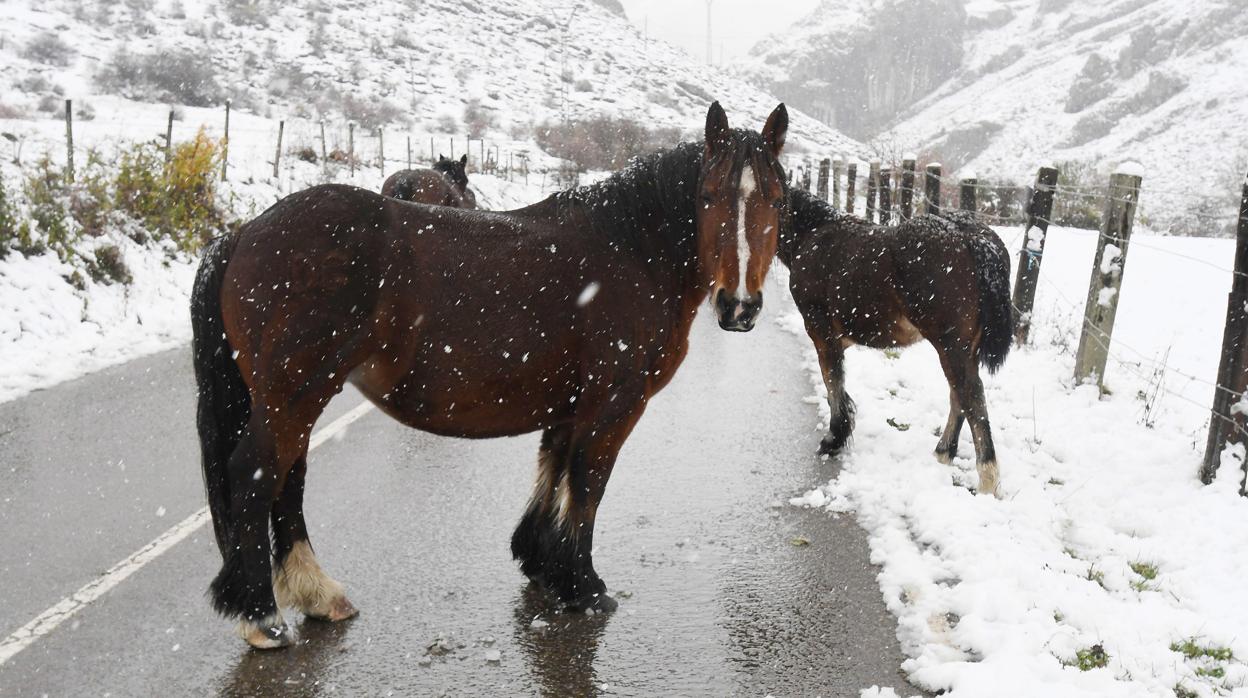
0 0 859 157
742 0 1248 235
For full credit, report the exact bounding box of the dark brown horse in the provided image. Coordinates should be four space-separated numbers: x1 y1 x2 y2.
191 102 790 648
780 189 1012 497
380 154 477 208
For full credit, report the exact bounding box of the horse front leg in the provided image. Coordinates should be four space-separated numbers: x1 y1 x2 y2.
810 333 854 455
271 455 357 624
512 411 643 613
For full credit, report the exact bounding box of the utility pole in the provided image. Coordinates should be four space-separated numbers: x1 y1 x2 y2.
705 0 713 65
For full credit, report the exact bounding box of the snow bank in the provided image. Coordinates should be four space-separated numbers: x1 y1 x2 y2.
0 169 546 404
779 225 1248 697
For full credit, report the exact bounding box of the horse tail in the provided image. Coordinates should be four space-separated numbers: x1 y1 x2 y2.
966 228 1013 374
190 234 250 560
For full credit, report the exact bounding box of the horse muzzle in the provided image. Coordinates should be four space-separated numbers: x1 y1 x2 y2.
714 288 763 332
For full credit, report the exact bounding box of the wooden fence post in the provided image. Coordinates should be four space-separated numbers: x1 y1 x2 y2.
1011 166 1060 344
925 163 942 216
64 99 74 184
866 161 880 223
480 139 485 172
407 136 412 170
218 101 228 184
1201 169 1248 492
816 158 831 202
273 120 284 179
879 166 893 224
899 156 916 221
164 109 174 164
348 122 355 178
802 162 812 192
846 162 858 214
378 128 385 176
429 136 435 164
959 172 977 212
832 157 844 209
319 120 327 171
1073 166 1143 387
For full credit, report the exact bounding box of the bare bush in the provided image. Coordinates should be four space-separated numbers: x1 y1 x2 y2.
98 46 224 107
463 100 498 138
340 95 404 129
535 116 681 171
22 32 76 67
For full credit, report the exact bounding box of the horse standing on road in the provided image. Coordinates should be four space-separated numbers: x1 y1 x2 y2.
191 102 791 648
381 154 477 208
780 189 1012 496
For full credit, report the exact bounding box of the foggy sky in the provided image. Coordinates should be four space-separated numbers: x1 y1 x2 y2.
614 0 820 64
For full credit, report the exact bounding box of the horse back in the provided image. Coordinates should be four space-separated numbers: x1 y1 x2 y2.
381 169 464 208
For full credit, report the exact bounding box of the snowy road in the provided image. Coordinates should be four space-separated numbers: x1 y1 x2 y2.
0 310 919 695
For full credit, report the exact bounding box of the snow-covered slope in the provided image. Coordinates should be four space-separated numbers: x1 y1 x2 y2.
742 0 1248 235
0 0 860 158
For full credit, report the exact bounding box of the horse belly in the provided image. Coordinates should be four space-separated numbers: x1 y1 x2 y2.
348 353 576 439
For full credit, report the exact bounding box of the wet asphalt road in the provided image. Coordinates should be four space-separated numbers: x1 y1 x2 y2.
0 310 917 696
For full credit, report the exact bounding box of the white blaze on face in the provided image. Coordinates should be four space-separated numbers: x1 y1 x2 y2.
736 164 757 301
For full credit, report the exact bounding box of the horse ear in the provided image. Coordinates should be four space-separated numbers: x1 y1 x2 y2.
439 153 446 161
762 103 788 157
705 101 730 153
460 154 468 166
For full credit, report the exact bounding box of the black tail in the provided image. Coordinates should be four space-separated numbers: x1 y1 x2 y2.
966 230 1013 374
190 234 249 558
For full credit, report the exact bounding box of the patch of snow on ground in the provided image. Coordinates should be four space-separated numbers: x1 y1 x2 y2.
778 226 1248 697
0 161 547 403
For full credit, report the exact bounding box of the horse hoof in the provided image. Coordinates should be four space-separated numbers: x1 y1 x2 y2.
238 616 297 650
323 595 359 622
565 592 618 614
817 436 843 456
934 450 954 465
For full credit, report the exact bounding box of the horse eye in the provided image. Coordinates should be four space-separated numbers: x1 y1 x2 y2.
771 200 784 210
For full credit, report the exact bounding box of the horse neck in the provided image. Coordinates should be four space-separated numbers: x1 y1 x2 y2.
778 192 850 268
569 145 707 308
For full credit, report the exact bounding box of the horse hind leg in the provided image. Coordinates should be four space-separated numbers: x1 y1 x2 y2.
934 387 964 465
512 425 572 587
936 340 1000 497
211 407 297 649
272 456 357 623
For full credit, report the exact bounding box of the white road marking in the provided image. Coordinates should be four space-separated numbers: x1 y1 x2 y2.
0 400 376 667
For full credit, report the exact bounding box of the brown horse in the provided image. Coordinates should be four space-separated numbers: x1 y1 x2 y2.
779 189 1012 497
380 154 477 208
191 102 790 648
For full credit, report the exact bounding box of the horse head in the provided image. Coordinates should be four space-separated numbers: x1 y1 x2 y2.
696 102 789 332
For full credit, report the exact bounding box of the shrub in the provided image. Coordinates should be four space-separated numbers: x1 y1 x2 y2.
114 128 225 252
98 46 224 107
0 174 18 258
535 116 681 171
340 95 404 129
292 145 318 163
23 157 75 259
22 32 76 67
1052 160 1103 230
89 244 132 285
37 95 63 114
463 100 498 139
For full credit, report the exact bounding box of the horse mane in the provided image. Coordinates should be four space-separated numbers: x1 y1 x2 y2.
780 187 864 266
554 130 778 259
780 187 992 267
